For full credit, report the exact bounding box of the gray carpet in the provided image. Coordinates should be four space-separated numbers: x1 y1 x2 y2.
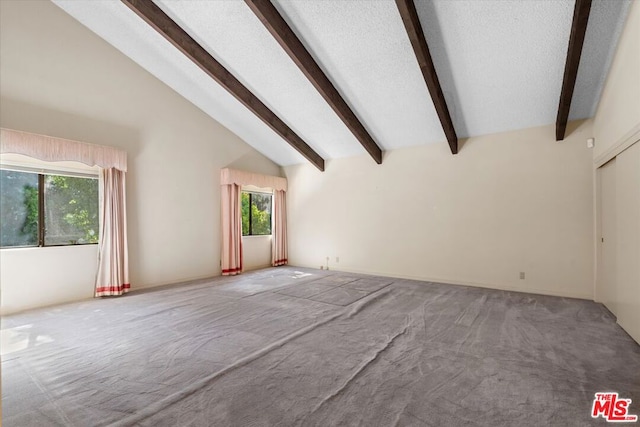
2 267 639 426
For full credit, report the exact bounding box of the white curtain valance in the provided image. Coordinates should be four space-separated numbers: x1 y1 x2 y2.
220 168 287 191
0 128 127 172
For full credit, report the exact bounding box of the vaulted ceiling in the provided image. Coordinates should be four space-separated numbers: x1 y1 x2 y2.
52 0 631 170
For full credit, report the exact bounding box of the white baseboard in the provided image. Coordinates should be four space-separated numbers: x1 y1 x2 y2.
291 263 594 301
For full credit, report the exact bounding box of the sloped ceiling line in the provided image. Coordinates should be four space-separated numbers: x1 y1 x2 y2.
245 0 383 165
121 0 325 171
556 0 593 141
395 0 458 155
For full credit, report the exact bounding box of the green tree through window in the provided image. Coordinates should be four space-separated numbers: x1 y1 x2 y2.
241 192 271 236
45 175 99 245
0 169 98 247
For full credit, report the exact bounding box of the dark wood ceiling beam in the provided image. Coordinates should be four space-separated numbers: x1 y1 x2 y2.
245 0 383 164
556 0 592 141
121 0 325 171
395 0 458 155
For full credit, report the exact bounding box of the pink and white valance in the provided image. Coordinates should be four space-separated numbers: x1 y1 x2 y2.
220 168 287 191
0 128 127 171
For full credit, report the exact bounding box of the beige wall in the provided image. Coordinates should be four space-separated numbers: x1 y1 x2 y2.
243 236 273 271
0 246 98 314
0 0 280 314
592 0 640 344
285 121 595 299
593 0 640 164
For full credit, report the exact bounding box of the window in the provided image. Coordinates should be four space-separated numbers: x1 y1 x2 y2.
0 169 99 248
241 191 272 236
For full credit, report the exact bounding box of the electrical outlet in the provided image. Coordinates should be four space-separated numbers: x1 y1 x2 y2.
336 257 339 263
519 272 525 280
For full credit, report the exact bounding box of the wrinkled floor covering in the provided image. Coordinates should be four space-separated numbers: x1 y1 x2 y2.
2 267 639 426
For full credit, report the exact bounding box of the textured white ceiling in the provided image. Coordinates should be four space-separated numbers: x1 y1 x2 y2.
572 0 632 119
415 0 631 137
274 0 446 148
417 0 574 137
155 0 366 160
52 0 630 167
52 0 309 166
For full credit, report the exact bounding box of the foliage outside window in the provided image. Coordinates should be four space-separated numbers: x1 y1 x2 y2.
0 169 99 247
241 191 272 236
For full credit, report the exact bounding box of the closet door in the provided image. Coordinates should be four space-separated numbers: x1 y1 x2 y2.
614 141 640 342
597 158 617 315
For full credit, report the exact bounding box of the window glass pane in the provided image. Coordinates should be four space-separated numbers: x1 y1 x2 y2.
250 193 271 235
44 175 99 245
0 170 39 247
241 192 250 236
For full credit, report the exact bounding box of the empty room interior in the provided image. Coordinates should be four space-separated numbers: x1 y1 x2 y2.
1 0 639 425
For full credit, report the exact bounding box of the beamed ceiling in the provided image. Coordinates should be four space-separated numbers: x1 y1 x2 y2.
53 0 631 171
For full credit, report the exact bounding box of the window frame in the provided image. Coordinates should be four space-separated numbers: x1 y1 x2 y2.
0 167 100 249
242 190 273 237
